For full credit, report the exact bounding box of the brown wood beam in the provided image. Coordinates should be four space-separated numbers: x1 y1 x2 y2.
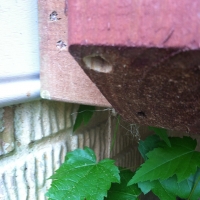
68 0 200 133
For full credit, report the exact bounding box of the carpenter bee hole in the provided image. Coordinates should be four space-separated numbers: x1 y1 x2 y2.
137 111 146 118
50 11 61 21
83 55 113 73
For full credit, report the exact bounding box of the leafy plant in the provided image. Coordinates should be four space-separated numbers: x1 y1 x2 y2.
46 147 120 200
137 169 200 200
105 168 141 200
73 105 95 131
148 126 171 147
128 136 200 184
47 118 200 199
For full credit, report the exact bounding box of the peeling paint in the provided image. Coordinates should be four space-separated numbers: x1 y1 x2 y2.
0 108 5 132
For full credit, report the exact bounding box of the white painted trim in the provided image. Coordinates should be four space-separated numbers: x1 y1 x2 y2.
0 0 40 107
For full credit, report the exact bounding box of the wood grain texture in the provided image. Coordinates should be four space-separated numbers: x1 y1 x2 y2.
38 0 110 107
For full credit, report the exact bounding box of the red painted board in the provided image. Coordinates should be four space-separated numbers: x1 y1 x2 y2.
68 0 200 49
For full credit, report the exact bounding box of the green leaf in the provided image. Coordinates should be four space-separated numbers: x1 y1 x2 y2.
138 168 200 200
149 126 171 147
138 134 161 161
73 105 95 131
106 169 141 200
185 168 200 200
161 176 192 199
128 137 200 185
46 147 120 200
138 180 176 200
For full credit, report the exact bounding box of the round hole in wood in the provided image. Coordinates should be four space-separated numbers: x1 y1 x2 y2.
83 55 112 73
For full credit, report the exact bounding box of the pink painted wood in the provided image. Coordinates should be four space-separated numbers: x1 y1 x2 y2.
68 0 200 49
39 0 110 107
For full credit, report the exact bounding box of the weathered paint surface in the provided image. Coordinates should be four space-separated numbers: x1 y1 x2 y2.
68 0 200 133
39 0 110 107
68 0 200 49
